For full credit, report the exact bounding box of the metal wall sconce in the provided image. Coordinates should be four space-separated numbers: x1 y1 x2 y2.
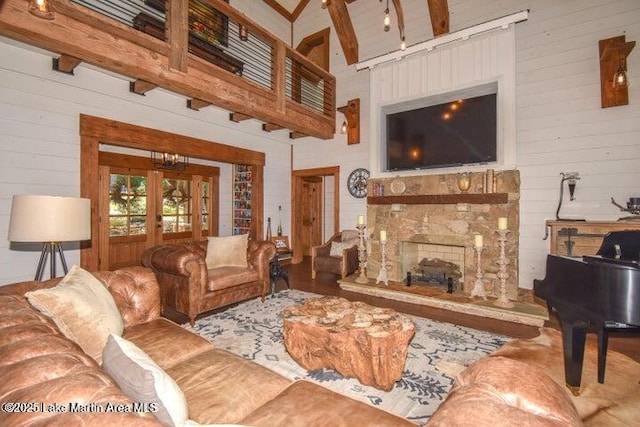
28 0 55 20
555 172 582 221
151 151 188 170
599 35 635 108
337 98 360 145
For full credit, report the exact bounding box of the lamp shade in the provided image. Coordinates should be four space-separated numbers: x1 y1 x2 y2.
8 195 91 242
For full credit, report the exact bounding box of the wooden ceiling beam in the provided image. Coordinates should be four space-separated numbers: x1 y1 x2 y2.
262 123 284 132
129 79 158 96
187 98 212 110
52 54 81 74
0 0 335 139
229 112 252 122
427 0 449 37
326 0 358 65
289 131 308 139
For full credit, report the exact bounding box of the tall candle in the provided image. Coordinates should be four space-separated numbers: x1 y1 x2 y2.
380 230 387 242
498 217 508 230
357 214 364 225
474 234 483 248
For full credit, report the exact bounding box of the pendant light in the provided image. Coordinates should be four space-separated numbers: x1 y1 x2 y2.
612 56 629 89
383 0 391 32
28 0 55 20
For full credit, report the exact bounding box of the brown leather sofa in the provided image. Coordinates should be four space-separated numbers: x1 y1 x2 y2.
311 230 360 280
141 239 275 326
0 267 415 427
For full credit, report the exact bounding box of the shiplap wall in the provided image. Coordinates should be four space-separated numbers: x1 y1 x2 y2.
293 0 640 289
0 0 293 285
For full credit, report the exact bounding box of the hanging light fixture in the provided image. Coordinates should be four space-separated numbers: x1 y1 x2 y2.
238 24 249 42
400 36 407 51
383 0 391 32
28 0 55 20
613 56 629 88
151 152 188 171
321 0 328 9
340 120 348 134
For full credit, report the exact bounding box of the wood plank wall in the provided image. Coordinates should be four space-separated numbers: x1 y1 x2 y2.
291 0 640 290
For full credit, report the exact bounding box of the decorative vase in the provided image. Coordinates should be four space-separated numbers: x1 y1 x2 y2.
457 172 471 193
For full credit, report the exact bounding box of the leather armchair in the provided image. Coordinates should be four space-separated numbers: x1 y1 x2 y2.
142 239 276 326
311 230 360 280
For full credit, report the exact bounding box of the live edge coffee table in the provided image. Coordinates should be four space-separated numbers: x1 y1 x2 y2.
283 296 415 391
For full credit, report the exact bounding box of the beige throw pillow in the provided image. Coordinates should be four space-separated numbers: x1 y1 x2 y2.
205 234 248 269
329 239 358 257
25 265 124 363
102 334 188 427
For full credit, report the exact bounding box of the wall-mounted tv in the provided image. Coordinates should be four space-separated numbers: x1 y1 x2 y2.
383 84 497 171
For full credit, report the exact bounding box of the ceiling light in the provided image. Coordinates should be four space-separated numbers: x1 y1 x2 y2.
321 0 328 9
384 8 391 32
400 36 406 51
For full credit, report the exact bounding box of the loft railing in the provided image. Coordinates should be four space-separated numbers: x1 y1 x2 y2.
2 0 335 138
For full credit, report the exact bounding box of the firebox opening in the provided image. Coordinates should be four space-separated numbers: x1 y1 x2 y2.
401 242 465 290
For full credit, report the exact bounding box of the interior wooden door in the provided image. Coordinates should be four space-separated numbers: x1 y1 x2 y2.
300 177 323 256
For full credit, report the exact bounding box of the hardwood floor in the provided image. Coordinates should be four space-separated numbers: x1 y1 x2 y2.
165 256 639 364
279 257 640 364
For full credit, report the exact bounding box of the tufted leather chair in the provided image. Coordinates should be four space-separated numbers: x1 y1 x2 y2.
311 230 360 280
142 239 276 326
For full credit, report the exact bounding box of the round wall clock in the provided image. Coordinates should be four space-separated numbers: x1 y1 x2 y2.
347 168 370 198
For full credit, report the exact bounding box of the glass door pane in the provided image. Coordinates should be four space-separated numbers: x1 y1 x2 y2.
109 174 147 236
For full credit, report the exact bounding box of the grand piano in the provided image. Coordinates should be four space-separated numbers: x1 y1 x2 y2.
534 230 640 395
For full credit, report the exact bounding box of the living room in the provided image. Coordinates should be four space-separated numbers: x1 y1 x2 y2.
0 0 639 425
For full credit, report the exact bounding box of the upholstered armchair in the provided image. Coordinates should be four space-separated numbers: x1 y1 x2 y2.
311 230 360 280
141 237 276 326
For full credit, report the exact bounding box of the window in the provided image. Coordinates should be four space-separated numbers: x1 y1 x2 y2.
202 180 210 232
109 174 147 236
162 178 192 233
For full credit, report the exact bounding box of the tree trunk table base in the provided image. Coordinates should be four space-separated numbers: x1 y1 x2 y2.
283 296 416 391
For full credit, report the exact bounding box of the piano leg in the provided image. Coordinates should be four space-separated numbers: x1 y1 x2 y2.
560 320 588 396
597 327 609 384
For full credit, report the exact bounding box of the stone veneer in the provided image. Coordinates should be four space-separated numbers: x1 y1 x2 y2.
366 170 520 300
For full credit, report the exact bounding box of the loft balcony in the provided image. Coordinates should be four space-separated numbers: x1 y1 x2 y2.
0 0 336 139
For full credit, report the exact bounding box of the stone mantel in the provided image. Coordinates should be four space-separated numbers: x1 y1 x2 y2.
365 170 520 301
368 193 509 205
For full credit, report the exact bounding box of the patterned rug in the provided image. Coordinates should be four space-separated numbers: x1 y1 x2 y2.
184 290 511 425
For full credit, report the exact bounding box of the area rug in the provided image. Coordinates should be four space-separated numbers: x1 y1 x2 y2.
184 289 511 425
491 327 640 427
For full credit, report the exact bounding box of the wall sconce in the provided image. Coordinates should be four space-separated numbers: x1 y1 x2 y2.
337 98 360 145
28 0 55 20
238 24 249 42
151 152 188 170
599 35 635 108
555 172 581 220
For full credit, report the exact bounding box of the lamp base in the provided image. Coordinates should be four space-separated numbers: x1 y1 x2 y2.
35 242 69 281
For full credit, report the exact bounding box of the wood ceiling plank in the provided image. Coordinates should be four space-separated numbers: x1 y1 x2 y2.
326 0 358 65
427 0 449 36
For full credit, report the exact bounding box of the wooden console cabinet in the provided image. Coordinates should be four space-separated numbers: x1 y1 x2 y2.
546 220 640 257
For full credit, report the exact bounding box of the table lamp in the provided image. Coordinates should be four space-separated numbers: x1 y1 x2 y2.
8 195 91 281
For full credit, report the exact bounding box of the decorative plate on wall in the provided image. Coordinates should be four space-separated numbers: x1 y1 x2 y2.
390 177 406 195
347 168 370 198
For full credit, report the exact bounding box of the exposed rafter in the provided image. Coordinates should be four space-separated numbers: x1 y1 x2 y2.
52 54 82 74
129 79 158 96
326 0 358 65
427 0 449 36
229 112 252 122
187 98 212 110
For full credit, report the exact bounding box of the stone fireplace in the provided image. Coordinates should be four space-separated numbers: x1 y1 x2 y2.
366 170 520 301
401 242 465 289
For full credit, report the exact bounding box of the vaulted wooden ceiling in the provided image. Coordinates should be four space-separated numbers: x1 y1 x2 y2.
265 0 449 65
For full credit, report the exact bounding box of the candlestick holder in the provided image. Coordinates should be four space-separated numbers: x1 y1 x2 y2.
470 246 486 300
494 229 514 308
355 224 369 284
376 240 389 286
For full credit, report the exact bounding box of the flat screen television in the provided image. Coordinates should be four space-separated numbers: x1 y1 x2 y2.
383 86 497 171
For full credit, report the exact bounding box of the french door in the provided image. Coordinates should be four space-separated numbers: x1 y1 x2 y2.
98 153 218 270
